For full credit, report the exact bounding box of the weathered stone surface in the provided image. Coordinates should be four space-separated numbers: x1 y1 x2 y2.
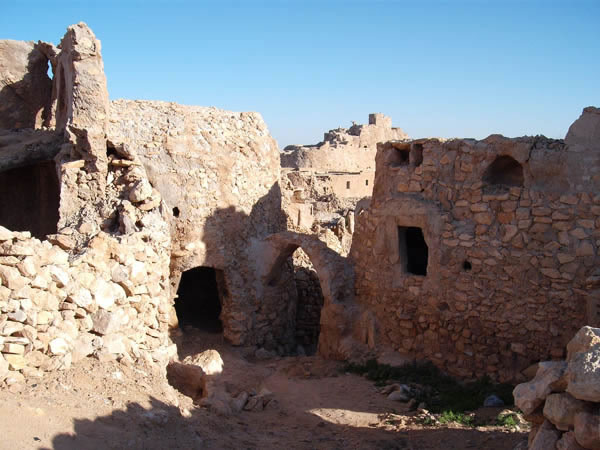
49 337 69 355
543 392 591 431
565 106 600 150
556 431 586 450
567 326 600 361
91 310 124 335
529 420 561 450
129 179 153 203
0 353 8 381
183 349 224 376
514 361 568 415
567 347 600 402
0 39 53 129
92 278 125 310
573 411 600 449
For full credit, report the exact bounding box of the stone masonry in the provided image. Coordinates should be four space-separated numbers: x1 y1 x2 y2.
351 107 600 382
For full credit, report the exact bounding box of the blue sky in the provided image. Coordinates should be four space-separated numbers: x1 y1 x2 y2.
2 1 599 147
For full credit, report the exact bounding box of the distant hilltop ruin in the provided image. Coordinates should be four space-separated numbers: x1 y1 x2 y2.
281 113 408 173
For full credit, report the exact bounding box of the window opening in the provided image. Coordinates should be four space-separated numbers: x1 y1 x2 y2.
398 226 428 276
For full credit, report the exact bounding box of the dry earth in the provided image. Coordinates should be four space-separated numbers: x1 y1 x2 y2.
0 329 527 449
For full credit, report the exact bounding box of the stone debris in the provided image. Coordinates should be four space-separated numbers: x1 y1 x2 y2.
514 326 600 449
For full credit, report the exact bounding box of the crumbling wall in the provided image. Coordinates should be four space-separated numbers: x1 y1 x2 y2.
281 113 408 173
351 107 600 382
0 40 53 129
106 100 292 350
0 24 174 385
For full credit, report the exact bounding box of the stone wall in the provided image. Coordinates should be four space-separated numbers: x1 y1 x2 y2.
281 113 408 173
0 22 302 384
350 107 600 382
106 100 295 350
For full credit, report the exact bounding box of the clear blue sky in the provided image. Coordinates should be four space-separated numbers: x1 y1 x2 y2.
2 1 599 147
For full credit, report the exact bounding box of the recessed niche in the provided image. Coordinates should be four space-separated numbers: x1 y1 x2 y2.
483 155 524 187
398 226 428 276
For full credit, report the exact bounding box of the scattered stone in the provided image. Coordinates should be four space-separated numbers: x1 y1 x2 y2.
183 349 223 375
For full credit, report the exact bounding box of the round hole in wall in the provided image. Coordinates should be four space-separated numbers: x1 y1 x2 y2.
463 261 472 271
173 207 180 218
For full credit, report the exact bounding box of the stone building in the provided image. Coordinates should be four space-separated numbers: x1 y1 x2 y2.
281 113 408 200
350 107 600 381
0 23 358 383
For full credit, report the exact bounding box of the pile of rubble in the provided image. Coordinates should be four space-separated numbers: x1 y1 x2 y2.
513 326 600 449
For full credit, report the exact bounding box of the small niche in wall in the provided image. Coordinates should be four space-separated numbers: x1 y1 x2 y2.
411 143 423 167
346 181 350 189
398 226 428 276
390 142 424 168
390 143 411 167
483 155 524 187
365 179 369 186
173 207 180 217
463 261 472 271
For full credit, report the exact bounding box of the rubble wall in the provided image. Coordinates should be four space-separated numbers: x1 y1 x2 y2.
107 100 294 350
281 113 408 173
350 107 600 382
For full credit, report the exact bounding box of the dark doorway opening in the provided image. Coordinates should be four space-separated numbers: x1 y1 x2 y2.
398 226 428 276
0 161 59 239
292 248 323 356
175 267 224 333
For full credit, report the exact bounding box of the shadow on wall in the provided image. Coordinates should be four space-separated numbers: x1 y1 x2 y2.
0 45 53 129
46 395 527 449
171 181 296 351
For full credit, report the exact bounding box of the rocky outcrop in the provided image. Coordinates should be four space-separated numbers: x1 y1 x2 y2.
514 326 600 449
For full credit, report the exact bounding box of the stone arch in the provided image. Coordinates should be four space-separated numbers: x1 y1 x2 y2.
261 231 353 307
257 231 360 359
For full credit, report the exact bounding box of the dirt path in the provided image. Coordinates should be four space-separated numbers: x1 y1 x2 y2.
0 329 527 449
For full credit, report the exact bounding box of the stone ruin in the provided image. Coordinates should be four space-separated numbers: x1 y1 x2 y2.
0 23 360 385
1 22 599 411
351 108 600 381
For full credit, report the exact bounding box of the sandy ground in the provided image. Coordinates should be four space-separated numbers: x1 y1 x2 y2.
0 329 528 449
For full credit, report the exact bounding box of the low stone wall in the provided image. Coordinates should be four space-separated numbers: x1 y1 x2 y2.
0 223 172 384
513 326 600 449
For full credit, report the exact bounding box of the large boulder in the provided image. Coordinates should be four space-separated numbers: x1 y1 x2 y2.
567 346 600 402
543 392 592 431
513 361 568 415
529 420 561 450
574 411 600 449
567 326 600 361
